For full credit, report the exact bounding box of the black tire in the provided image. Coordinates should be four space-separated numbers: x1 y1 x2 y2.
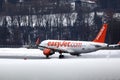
46 55 49 59
59 55 64 59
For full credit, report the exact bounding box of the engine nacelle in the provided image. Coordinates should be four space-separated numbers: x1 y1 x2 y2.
43 48 54 56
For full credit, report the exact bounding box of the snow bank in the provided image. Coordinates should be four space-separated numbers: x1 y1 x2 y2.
0 48 119 58
0 48 120 80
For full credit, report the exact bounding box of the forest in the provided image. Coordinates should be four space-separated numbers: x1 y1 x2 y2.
0 0 120 46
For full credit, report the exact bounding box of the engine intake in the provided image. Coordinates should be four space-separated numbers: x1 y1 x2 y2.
43 48 54 56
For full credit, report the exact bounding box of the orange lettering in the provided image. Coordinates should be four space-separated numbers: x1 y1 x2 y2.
48 42 51 46
47 41 82 48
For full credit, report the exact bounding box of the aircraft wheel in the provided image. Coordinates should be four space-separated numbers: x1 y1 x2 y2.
59 55 64 59
46 55 49 59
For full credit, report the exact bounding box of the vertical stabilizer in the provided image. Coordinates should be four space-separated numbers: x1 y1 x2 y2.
93 23 108 43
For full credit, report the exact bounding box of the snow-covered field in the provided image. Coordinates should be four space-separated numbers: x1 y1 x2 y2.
0 48 120 80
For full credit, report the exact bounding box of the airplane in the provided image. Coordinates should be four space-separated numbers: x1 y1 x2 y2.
35 23 113 58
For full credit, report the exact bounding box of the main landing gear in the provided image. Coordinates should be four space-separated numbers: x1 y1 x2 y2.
59 54 64 58
45 51 64 59
59 51 64 59
45 55 64 59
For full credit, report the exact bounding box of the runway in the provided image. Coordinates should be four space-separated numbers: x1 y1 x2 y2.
0 48 120 80
0 48 120 59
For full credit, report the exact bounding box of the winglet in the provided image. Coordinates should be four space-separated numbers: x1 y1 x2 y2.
93 23 108 43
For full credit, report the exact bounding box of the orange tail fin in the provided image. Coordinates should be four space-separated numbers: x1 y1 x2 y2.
93 23 108 43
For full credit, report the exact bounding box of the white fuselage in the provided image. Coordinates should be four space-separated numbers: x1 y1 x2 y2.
39 40 108 54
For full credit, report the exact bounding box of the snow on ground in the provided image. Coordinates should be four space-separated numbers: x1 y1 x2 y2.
0 48 42 58
0 48 120 59
0 48 120 80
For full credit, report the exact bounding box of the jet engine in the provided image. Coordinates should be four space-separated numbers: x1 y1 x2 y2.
43 48 54 57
